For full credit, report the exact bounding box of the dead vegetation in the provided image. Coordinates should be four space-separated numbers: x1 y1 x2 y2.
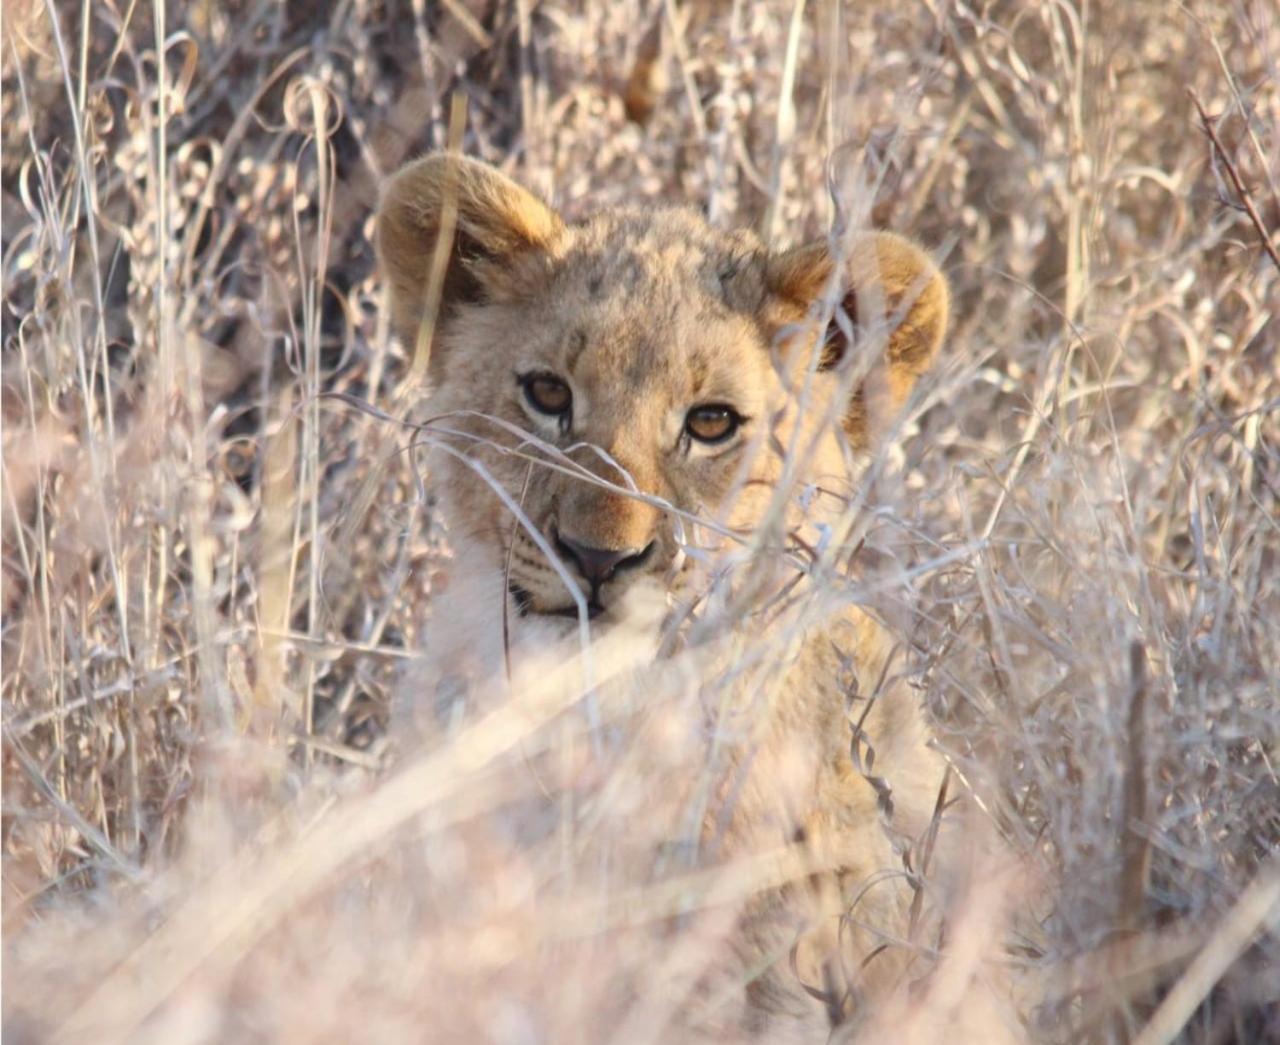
2 0 1278 1042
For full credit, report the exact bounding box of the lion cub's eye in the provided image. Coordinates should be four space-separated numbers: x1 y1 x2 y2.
685 404 743 445
521 373 572 417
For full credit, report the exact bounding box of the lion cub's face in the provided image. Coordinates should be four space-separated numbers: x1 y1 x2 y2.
378 156 948 624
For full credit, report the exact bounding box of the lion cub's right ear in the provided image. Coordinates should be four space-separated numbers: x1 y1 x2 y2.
376 154 564 349
765 232 950 450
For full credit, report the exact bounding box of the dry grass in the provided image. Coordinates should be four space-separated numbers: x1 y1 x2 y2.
3 0 1278 1041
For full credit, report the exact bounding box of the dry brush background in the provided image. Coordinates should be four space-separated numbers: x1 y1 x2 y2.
2 0 1279 1042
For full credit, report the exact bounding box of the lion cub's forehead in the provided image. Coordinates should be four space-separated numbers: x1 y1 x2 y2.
556 207 766 312
533 207 771 393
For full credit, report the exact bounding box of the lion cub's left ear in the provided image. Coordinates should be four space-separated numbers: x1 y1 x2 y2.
765 231 950 449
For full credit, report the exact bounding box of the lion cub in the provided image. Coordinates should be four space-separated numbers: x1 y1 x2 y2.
378 154 953 1034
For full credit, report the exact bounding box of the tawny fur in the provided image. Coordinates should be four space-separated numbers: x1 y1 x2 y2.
378 153 954 1036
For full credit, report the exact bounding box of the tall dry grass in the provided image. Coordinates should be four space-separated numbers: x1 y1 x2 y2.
3 0 1278 1042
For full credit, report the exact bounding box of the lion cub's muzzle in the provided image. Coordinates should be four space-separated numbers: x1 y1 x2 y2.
505 478 667 618
549 527 655 612
508 520 662 620
510 527 654 620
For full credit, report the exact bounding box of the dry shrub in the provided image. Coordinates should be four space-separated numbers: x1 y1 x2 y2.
3 1 1277 1042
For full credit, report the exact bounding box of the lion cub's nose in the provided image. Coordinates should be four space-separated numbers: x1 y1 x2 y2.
554 532 655 589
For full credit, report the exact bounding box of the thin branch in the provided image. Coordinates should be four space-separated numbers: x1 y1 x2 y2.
1189 88 1280 276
